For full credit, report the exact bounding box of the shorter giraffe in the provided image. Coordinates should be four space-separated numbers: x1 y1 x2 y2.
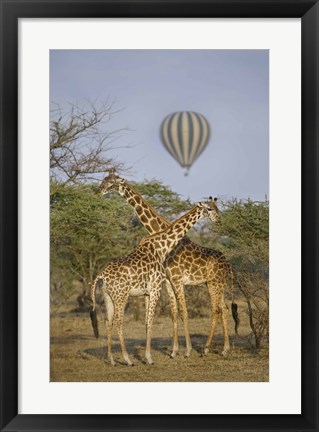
91 201 219 366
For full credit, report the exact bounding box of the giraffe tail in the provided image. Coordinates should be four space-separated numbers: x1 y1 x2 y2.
229 266 240 335
231 302 240 335
90 278 99 339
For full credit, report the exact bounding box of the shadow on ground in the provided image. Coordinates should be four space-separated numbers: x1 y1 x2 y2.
82 333 257 363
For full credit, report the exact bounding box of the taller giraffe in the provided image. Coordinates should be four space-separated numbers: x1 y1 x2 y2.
91 201 219 366
97 171 239 358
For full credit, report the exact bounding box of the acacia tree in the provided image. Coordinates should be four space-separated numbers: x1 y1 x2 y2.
50 100 130 185
50 182 145 308
213 199 269 349
50 99 133 307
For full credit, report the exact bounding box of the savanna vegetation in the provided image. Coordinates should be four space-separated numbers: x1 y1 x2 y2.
50 102 269 381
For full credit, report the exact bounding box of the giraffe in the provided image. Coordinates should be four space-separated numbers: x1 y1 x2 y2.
96 170 239 358
91 201 219 366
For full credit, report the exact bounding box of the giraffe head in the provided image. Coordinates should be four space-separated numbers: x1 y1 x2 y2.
96 169 125 195
208 196 220 213
197 198 220 223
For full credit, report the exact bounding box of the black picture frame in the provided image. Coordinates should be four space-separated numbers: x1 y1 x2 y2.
1 1 318 431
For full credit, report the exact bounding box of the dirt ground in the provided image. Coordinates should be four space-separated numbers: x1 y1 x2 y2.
50 300 269 382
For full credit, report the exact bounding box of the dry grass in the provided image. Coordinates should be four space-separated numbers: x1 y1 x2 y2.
50 298 268 382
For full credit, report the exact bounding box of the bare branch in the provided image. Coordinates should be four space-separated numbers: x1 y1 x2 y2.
50 100 132 185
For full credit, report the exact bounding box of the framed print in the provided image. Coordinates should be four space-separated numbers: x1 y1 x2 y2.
0 0 318 431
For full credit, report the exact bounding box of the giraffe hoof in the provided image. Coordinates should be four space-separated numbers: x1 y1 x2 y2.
170 351 178 359
203 347 210 356
222 348 230 357
109 360 116 366
145 358 154 365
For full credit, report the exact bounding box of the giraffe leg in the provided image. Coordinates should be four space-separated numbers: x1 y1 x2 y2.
144 294 150 326
221 299 230 356
173 281 192 358
145 287 161 365
104 293 115 366
165 280 179 358
204 282 222 355
114 301 133 366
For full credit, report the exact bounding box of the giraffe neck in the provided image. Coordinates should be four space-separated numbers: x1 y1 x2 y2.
119 181 169 234
155 206 204 259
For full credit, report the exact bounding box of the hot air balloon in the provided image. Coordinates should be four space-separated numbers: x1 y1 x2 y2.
160 111 210 176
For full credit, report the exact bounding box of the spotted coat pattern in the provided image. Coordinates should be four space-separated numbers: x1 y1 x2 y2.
91 202 218 365
97 171 234 358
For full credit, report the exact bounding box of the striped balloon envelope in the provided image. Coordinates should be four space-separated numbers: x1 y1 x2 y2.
160 111 210 176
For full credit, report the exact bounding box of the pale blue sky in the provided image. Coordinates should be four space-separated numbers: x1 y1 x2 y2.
50 50 269 201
